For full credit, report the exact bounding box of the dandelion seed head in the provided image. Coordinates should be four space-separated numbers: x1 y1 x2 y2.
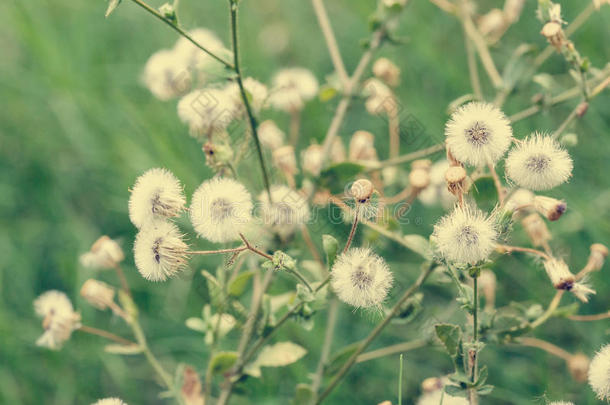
589 344 610 400
190 177 253 243
259 186 310 239
80 279 116 311
174 28 228 72
258 120 285 150
302 144 324 176
34 291 81 350
177 88 238 137
142 49 191 101
269 68 319 111
505 133 573 190
330 248 393 309
80 236 124 269
445 102 513 167
134 220 189 281
128 168 185 229
225 77 269 113
432 204 497 264
92 399 128 405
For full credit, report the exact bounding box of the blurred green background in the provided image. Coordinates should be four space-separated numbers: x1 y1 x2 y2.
1 0 609 403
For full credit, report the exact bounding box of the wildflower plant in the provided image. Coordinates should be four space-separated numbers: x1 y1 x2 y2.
31 0 610 403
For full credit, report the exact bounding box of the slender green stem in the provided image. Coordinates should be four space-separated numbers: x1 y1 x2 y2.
356 339 428 363
128 0 233 69
311 298 339 401
469 273 479 405
229 0 272 201
315 263 435 404
398 354 404 405
460 0 482 100
287 268 314 292
78 325 136 346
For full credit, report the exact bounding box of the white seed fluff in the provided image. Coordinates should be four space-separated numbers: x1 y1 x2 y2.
34 290 81 350
418 159 456 209
445 102 513 167
505 133 573 190
173 28 228 73
92 399 128 405
331 248 393 309
177 87 238 137
142 49 191 101
543 259 595 302
548 402 574 405
134 220 189 281
225 77 269 112
190 177 253 243
433 205 498 265
417 389 469 405
269 68 319 111
128 168 186 229
258 185 310 239
79 235 125 269
589 344 610 400
258 120 285 150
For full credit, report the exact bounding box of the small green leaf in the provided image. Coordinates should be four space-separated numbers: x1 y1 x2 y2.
228 271 255 297
322 234 339 268
105 0 122 18
291 384 315 405
104 344 143 355
209 351 238 375
476 384 494 396
444 384 468 398
318 85 338 102
435 324 462 358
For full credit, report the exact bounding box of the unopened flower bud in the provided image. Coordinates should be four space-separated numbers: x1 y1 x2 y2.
585 243 609 273
409 169 430 191
204 143 234 165
372 57 401 87
541 22 565 51
302 144 323 176
80 236 124 269
521 213 551 247
567 352 590 383
478 9 505 36
80 279 116 311
505 188 535 214
445 166 467 196
330 137 346 163
158 3 176 22
504 0 525 23
421 377 443 393
534 196 567 221
351 179 375 203
349 130 377 161
543 259 595 302
273 145 298 175
412 159 432 171
258 120 285 150
576 102 589 118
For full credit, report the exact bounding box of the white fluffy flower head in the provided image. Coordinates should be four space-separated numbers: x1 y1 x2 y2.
259 186 310 239
174 28 228 73
142 49 191 101
134 220 189 281
80 235 124 269
589 344 610 400
331 248 393 309
190 177 253 243
128 168 186 229
445 102 513 167
225 77 269 112
34 290 81 350
270 68 319 111
505 133 573 190
258 120 285 150
177 88 238 137
92 398 127 405
543 259 595 302
433 205 498 265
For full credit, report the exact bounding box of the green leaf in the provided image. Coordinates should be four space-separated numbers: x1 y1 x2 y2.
435 324 462 358
104 344 143 355
291 384 315 405
476 384 494 396
444 384 468 398
296 284 314 303
319 162 366 194
228 270 255 297
104 0 122 18
322 234 339 268
325 342 360 376
471 176 497 212
209 351 238 375
201 270 223 307
318 85 338 102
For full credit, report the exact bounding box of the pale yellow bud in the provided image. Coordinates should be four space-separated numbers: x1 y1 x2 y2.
409 169 430 190
273 145 298 175
421 377 443 393
585 243 609 272
302 144 323 176
349 130 377 161
445 166 467 196
372 57 401 87
533 196 567 221
330 137 346 163
80 279 116 311
521 213 552 247
567 353 590 383
351 179 374 203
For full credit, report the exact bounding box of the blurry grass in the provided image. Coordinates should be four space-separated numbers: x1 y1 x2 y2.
1 0 609 403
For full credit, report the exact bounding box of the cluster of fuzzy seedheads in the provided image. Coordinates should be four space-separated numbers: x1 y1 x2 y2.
32 0 610 403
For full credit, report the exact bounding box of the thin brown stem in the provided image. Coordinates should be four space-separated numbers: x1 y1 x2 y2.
363 143 445 171
530 291 564 329
356 339 428 363
388 108 400 158
343 205 360 253
568 312 610 321
311 0 349 87
112 264 132 297
289 109 302 146
78 325 136 346
518 337 572 361
496 244 551 261
189 246 248 255
239 233 273 260
487 162 505 206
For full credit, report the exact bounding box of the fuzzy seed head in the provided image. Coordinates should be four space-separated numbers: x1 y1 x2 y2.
259 186 310 239
34 290 81 350
273 145 298 176
269 68 319 111
432 205 498 265
589 344 610 400
351 179 375 203
331 248 393 309
142 49 191 101
506 134 573 190
190 178 253 243
302 144 324 176
177 88 238 137
349 130 377 161
445 102 513 167
372 57 400 87
128 168 186 229
134 220 189 281
92 399 128 405
543 259 595 302
80 279 116 311
80 236 124 269
225 77 269 113
258 120 285 150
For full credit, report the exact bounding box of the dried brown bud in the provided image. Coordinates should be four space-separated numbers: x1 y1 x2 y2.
533 196 567 221
351 179 375 203
372 57 401 87
585 243 609 273
567 353 590 383
80 279 116 311
521 213 552 247
576 102 589 118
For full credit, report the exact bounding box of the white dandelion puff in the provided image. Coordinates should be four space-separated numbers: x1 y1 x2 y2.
225 77 269 113
177 87 238 137
589 344 610 400
134 220 189 281
301 144 323 176
543 259 595 302
128 168 186 229
445 102 513 167
505 188 535 213
79 235 124 269
269 68 319 112
432 205 498 265
142 49 192 101
34 291 81 350
173 28 229 74
190 177 253 243
258 185 310 239
80 279 116 311
416 389 469 405
258 120 285 150
92 399 128 405
505 133 573 190
331 248 393 309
